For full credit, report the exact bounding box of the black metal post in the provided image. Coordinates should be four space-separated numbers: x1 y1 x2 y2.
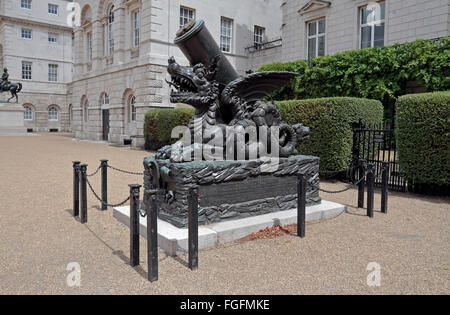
129 184 141 267
73 161 81 217
80 164 88 224
367 164 375 218
100 160 108 211
381 162 389 214
358 159 366 208
188 188 199 270
146 190 158 282
297 173 306 238
351 122 360 183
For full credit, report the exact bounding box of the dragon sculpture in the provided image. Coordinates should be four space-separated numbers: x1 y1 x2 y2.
157 56 310 162
156 20 309 162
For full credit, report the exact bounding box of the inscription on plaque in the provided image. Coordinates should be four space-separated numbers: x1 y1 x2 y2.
198 175 298 207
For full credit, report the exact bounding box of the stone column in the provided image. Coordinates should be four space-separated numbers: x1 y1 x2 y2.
92 19 104 71
113 5 127 64
73 27 84 78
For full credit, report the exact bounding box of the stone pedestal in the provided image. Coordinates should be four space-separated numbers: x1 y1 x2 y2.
0 102 27 136
144 155 321 228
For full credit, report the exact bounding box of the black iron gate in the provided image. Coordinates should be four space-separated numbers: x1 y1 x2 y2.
351 122 407 192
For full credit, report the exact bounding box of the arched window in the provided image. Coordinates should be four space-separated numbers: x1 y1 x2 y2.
83 99 89 122
129 96 136 122
107 5 114 55
24 105 33 120
48 106 59 121
101 93 109 106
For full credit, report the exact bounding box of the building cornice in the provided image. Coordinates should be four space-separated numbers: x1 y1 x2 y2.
298 0 331 15
0 15 73 32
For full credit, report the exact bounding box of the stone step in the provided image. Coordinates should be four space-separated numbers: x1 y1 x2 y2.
113 200 346 256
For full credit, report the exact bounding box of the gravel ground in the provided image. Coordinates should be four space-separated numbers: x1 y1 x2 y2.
0 133 448 295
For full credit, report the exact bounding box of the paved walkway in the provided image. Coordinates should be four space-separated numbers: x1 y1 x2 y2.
0 133 448 294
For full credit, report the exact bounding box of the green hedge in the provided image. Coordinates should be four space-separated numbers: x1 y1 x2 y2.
144 108 194 151
276 97 383 173
259 38 450 103
144 98 383 174
396 91 450 189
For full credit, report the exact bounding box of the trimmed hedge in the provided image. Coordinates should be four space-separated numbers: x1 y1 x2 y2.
396 91 450 191
276 97 383 173
259 38 450 103
144 108 194 151
144 98 384 175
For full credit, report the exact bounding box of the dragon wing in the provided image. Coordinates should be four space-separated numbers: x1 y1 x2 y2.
220 71 296 107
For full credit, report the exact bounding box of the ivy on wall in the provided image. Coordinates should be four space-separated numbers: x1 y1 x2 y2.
258 38 450 104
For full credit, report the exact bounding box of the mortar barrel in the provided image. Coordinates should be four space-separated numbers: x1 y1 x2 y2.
174 20 240 87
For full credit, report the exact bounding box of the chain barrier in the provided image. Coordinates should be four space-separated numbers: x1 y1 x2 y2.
85 176 131 208
86 166 101 177
138 191 165 218
320 165 358 175
319 171 369 194
107 165 144 176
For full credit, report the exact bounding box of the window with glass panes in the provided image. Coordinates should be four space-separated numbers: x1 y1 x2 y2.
180 7 195 28
307 18 326 60
87 32 92 62
48 4 58 15
24 106 33 120
48 107 58 121
360 1 385 48
48 33 58 43
254 26 265 45
22 61 32 80
102 93 109 106
48 64 58 82
133 10 140 47
21 28 32 39
107 6 114 55
129 96 136 122
21 0 31 9
83 100 89 122
220 18 233 53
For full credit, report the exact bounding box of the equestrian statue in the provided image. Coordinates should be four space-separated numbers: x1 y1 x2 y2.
0 68 23 103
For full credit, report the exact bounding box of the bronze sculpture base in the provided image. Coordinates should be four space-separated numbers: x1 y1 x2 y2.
143 156 321 228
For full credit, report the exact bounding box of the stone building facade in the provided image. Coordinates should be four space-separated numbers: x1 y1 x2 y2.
3 0 446 142
280 0 449 62
0 0 73 132
71 0 284 146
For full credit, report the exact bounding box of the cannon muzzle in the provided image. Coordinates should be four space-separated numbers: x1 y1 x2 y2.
174 20 239 88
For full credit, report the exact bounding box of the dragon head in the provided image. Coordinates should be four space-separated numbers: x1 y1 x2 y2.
167 56 220 109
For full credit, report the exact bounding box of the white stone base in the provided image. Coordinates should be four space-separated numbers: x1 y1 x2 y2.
0 102 27 136
113 200 346 256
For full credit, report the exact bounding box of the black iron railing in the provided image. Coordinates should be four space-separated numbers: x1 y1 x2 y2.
351 121 407 192
71 158 389 283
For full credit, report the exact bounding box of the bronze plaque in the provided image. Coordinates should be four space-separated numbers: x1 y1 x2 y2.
198 175 297 207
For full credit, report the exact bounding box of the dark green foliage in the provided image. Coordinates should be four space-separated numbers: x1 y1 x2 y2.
276 97 383 173
144 99 383 174
144 108 194 151
259 38 450 103
396 92 450 188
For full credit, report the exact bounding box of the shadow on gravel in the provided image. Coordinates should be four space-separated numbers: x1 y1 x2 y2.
170 255 189 268
83 224 152 280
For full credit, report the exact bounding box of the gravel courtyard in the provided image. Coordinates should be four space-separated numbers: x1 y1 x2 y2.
0 133 448 295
